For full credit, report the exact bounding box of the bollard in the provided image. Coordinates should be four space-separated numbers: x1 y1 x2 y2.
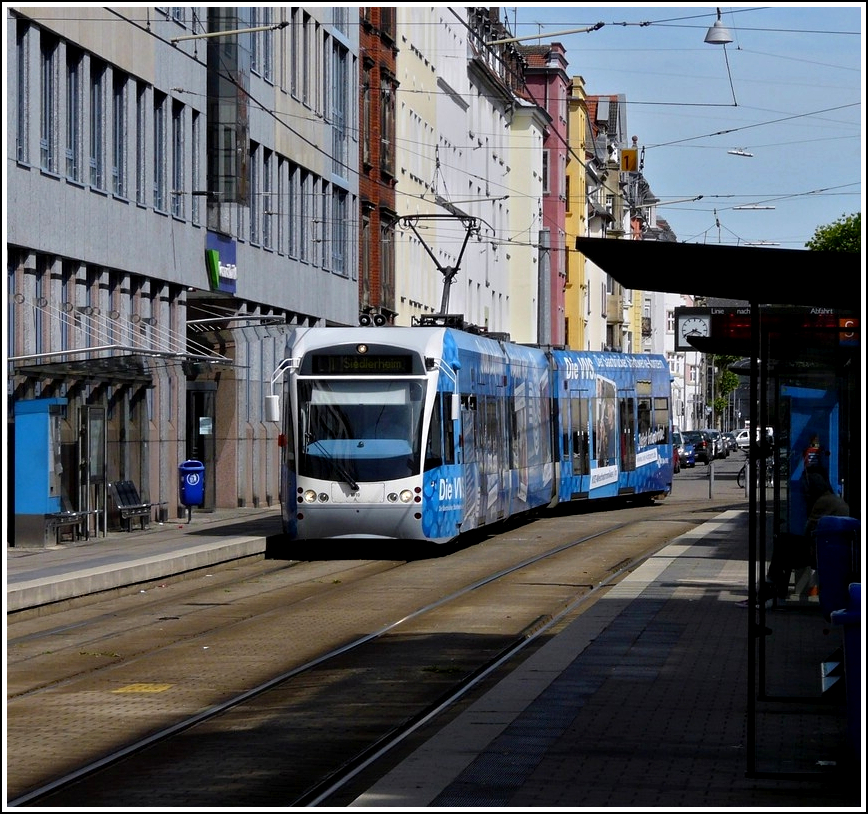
708 459 714 498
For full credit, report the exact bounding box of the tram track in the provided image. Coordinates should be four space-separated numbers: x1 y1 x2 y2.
7 492 742 807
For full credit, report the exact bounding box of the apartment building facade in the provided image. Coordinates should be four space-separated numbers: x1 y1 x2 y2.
7 6 359 543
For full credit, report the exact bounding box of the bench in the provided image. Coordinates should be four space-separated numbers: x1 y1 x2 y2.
110 480 158 531
45 509 91 545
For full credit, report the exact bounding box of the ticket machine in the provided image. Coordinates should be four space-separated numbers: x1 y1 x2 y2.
13 398 68 546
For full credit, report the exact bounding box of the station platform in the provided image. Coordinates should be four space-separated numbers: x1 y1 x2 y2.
5 496 864 809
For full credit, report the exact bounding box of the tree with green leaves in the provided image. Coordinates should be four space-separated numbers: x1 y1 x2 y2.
805 212 860 252
709 355 741 424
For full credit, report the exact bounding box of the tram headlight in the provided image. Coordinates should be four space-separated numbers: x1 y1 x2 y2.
302 489 318 503
318 493 329 502
399 489 414 503
387 492 398 503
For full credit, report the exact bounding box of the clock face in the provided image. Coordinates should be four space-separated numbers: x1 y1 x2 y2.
680 316 710 339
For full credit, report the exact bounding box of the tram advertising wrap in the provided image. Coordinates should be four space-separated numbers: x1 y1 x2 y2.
270 326 673 544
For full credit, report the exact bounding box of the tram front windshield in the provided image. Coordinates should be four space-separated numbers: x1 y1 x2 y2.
297 379 426 483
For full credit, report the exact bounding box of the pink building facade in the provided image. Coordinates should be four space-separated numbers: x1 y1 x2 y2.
519 44 570 347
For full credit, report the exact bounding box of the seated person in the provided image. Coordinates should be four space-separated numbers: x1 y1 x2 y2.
765 472 849 602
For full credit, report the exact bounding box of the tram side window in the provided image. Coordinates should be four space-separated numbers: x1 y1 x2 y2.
509 394 520 469
425 393 444 471
637 397 652 447
425 392 457 471
654 397 669 443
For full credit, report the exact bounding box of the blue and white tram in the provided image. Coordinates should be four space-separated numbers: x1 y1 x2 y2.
270 326 673 544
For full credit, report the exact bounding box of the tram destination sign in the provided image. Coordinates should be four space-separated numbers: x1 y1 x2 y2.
311 353 415 375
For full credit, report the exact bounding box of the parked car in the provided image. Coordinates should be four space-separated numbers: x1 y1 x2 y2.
735 427 774 451
702 429 729 459
673 430 696 471
722 431 739 453
682 430 712 464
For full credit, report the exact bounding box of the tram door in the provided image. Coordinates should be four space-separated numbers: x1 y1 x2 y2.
781 384 839 535
186 383 216 511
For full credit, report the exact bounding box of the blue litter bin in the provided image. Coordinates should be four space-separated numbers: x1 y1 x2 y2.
814 516 860 622
830 582 861 760
178 460 205 514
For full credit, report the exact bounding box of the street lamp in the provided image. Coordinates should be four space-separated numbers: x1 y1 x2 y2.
704 9 737 106
704 9 733 44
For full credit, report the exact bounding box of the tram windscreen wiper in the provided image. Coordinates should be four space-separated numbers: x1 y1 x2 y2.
305 432 359 491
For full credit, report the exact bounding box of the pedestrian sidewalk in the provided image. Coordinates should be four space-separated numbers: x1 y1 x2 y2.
349 509 862 809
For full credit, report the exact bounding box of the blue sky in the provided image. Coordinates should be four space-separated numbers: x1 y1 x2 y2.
505 3 863 248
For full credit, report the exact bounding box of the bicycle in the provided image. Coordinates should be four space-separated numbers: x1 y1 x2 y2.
736 453 774 489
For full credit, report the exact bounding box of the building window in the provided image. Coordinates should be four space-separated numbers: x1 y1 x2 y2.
331 186 349 277
136 82 146 205
249 142 259 244
261 7 273 82
667 310 675 333
380 7 395 39
289 8 299 98
302 12 311 106
16 20 30 163
250 6 260 75
89 59 105 189
112 71 127 197
380 218 395 310
299 169 309 262
171 99 184 217
276 156 285 253
331 42 348 170
314 22 323 115
316 179 327 268
333 6 347 34
361 62 372 167
191 110 200 225
66 46 82 181
541 149 550 195
262 148 273 249
153 90 166 211
40 32 58 173
287 162 298 258
379 75 395 176
360 210 371 304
